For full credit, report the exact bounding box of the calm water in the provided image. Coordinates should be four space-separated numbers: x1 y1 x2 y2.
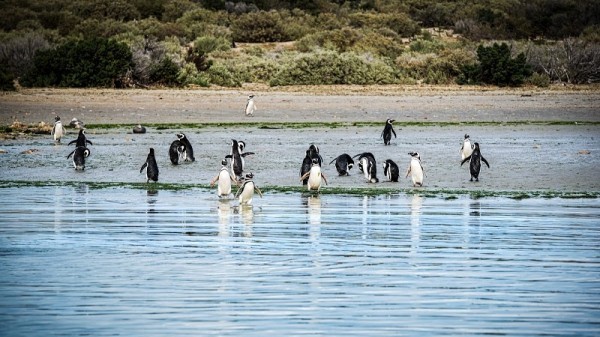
0 186 598 336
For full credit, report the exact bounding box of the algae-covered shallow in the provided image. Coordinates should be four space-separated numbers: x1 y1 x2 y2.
0 185 599 336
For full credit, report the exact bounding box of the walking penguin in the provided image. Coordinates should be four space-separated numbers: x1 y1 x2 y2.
66 146 90 171
235 173 263 205
244 94 256 117
210 159 236 198
461 142 490 182
300 158 328 192
405 152 424 187
51 116 66 143
140 148 159 183
381 118 397 145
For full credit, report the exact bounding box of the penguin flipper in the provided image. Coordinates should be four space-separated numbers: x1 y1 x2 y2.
224 154 232 159
322 173 328 185
140 162 147 173
300 171 310 182
392 128 397 138
329 156 338 165
460 156 471 166
481 156 490 168
66 150 75 159
86 139 93 146
255 186 263 198
67 139 76 146
241 152 255 157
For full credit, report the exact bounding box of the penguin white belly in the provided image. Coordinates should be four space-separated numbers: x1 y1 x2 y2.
461 141 473 160
360 158 370 181
245 100 255 115
218 169 232 196
307 166 322 191
239 183 254 205
410 159 424 186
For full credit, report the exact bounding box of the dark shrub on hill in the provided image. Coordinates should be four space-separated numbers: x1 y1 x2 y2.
231 11 292 42
21 37 133 87
458 42 531 86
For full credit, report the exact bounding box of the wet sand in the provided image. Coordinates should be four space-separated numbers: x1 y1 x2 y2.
0 86 599 193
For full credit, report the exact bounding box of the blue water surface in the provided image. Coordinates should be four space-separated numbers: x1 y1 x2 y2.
0 186 598 336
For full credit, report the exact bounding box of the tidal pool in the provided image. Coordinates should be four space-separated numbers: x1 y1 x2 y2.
0 186 598 336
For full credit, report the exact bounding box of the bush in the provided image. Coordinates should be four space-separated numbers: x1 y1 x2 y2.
0 32 50 78
527 72 551 87
0 63 15 91
21 37 133 87
149 57 180 85
458 42 531 86
232 10 292 42
205 63 241 87
269 51 397 86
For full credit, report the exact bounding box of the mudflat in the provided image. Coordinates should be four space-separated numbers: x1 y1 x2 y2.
0 86 598 194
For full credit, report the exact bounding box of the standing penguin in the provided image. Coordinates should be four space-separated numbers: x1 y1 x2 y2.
169 138 185 165
461 142 490 182
381 118 397 146
383 159 400 182
300 158 328 192
405 152 424 187
178 133 195 162
460 134 473 160
329 153 354 176
226 139 255 178
68 129 93 147
210 159 236 197
67 146 90 171
140 148 159 183
51 116 66 143
244 94 256 117
353 152 379 183
300 144 323 185
235 172 263 205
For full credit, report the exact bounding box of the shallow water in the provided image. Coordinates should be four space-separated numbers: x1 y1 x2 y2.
0 186 599 336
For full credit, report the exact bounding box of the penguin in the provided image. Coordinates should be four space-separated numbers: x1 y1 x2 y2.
51 116 66 143
177 133 195 162
169 138 185 165
235 173 263 205
405 152 424 187
381 118 397 146
300 144 323 185
210 159 236 197
461 142 490 182
225 139 255 178
133 124 146 134
244 94 256 117
460 134 473 160
353 152 379 183
383 159 400 182
68 129 93 147
140 147 159 183
300 158 328 191
329 153 354 176
69 118 85 129
66 146 90 171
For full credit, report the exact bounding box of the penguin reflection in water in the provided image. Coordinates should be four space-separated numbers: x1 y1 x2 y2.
300 158 328 192
169 133 195 165
140 148 159 183
329 153 354 176
66 146 90 171
235 173 263 205
381 118 397 145
461 142 490 182
210 159 237 198
51 116 66 143
405 152 424 187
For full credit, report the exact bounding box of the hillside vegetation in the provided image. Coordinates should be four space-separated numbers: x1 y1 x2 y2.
1 0 598 90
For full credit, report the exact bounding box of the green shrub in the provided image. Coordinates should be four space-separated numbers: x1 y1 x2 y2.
194 35 231 56
232 11 291 43
149 57 180 85
21 37 133 87
269 51 397 86
458 42 532 86
527 72 551 87
206 63 241 87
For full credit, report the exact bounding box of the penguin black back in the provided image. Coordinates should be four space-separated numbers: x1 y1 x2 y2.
381 119 397 145
329 153 354 176
383 159 400 182
353 152 379 183
461 142 490 181
169 139 184 165
141 148 159 183
68 129 93 147
301 149 312 185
